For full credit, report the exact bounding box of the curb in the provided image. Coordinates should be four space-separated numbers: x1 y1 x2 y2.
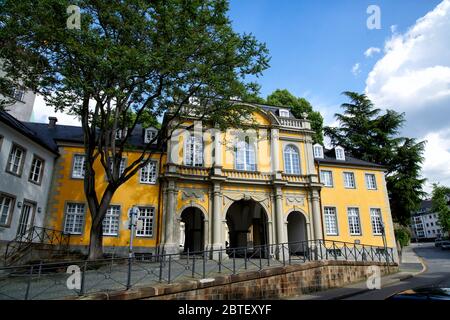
331 250 428 300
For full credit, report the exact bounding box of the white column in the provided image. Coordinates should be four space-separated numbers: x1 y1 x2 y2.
274 187 286 244
163 179 178 254
271 128 280 177
305 138 316 175
213 129 222 167
212 183 222 255
311 190 323 240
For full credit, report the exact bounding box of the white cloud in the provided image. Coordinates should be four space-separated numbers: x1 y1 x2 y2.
351 63 361 76
364 47 381 57
31 94 81 126
366 0 450 191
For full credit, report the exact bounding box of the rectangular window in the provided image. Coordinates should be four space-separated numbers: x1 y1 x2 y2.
64 203 85 234
347 207 361 235
324 207 338 235
107 158 126 178
72 155 86 179
185 135 203 167
343 172 356 188
136 207 154 237
29 156 44 184
7 144 26 176
365 173 377 190
103 205 120 236
140 161 157 184
320 170 333 187
0 194 15 226
12 86 25 101
370 208 383 235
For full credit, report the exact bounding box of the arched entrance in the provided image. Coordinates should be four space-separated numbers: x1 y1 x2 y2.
225 200 269 257
180 207 204 253
287 211 308 255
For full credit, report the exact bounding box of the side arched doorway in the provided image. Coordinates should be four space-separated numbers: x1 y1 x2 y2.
180 207 204 253
225 200 269 257
287 211 308 255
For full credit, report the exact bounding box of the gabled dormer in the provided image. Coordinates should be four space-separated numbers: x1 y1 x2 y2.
313 143 324 159
144 127 158 144
335 146 345 161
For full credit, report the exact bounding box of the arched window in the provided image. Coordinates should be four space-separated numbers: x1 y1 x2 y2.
235 136 256 171
284 145 300 174
185 135 203 167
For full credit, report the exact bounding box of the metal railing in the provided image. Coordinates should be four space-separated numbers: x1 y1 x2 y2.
4 227 71 266
0 239 394 300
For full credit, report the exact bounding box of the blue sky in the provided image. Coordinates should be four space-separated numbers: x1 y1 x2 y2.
229 0 441 123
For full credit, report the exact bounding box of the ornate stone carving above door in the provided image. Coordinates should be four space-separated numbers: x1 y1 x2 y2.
181 189 205 201
285 195 305 206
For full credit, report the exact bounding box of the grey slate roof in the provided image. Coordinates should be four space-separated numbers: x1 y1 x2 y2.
316 148 386 169
0 111 163 155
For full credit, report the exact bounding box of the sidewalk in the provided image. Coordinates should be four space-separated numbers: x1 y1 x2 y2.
288 245 426 300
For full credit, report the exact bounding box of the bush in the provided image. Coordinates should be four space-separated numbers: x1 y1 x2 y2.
395 226 411 248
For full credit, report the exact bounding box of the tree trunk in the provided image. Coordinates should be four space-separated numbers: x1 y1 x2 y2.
88 220 104 260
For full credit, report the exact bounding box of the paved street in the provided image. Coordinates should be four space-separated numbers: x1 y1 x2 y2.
293 243 450 300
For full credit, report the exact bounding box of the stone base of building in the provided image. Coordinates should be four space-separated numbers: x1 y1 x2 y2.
74 260 398 300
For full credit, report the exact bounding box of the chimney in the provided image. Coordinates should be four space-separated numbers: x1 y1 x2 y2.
48 116 58 128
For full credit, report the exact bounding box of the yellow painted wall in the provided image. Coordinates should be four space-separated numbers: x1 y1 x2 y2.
48 146 165 249
318 164 395 248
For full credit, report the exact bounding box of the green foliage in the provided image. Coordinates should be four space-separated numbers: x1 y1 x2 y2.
431 184 450 235
265 89 324 144
325 92 427 225
394 226 411 248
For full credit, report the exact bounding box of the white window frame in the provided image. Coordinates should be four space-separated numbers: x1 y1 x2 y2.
184 134 203 167
283 144 301 175
347 207 361 236
324 207 338 236
63 203 85 235
144 128 158 144
103 205 121 236
7 144 26 176
115 128 128 140
279 109 290 118
235 136 257 171
343 172 356 189
12 86 25 101
370 208 383 235
136 206 155 237
72 154 86 179
0 193 15 227
335 146 345 160
313 144 324 158
29 156 44 184
140 160 158 184
320 170 334 187
365 173 377 190
108 157 126 178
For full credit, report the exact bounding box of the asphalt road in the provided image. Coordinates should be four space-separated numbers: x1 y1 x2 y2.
343 243 450 300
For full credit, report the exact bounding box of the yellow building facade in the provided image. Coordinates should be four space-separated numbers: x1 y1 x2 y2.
44 103 397 260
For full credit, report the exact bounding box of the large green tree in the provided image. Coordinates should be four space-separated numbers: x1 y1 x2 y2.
0 0 269 259
325 92 426 225
431 184 450 236
265 89 324 144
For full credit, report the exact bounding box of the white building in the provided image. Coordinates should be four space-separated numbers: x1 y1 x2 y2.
411 200 446 241
0 111 58 253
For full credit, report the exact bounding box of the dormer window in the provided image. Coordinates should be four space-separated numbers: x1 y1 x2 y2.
279 109 290 118
115 128 128 140
313 144 324 159
144 128 158 144
335 146 345 161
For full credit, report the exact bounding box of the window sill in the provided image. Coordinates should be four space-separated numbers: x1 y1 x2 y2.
5 170 22 178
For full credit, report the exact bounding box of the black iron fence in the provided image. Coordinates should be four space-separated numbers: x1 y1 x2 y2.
0 239 395 300
4 227 71 266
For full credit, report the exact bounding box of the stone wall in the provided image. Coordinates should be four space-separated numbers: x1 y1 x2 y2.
76 260 398 300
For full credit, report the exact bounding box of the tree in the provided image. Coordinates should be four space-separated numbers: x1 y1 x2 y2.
0 0 269 259
265 89 324 144
325 92 426 225
431 184 450 236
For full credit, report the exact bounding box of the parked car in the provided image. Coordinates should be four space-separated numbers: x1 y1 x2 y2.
434 238 444 247
441 241 450 250
387 287 450 300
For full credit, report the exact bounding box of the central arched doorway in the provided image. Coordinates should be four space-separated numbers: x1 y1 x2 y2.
287 211 308 255
180 207 204 253
225 200 269 257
